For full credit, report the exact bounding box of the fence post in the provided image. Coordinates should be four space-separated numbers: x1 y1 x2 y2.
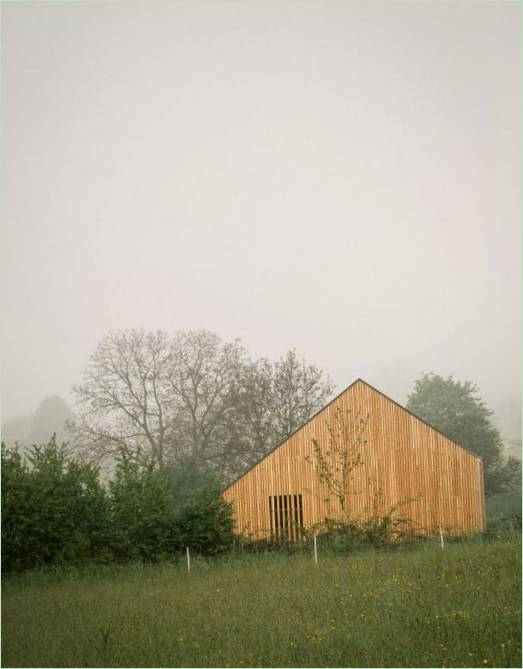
186 546 191 573
313 533 318 564
438 525 445 550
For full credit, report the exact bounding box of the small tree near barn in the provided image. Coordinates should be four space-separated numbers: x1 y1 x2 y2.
306 406 418 545
306 406 369 520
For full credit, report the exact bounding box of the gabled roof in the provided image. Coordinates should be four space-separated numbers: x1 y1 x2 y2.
223 377 481 492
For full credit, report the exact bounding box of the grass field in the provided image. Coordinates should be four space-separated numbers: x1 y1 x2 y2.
2 538 521 668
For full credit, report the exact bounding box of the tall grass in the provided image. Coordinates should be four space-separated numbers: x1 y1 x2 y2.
2 538 521 667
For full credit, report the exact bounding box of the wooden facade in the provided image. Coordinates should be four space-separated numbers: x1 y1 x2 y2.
222 379 486 540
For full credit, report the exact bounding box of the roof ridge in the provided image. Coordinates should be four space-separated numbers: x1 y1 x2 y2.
222 377 481 493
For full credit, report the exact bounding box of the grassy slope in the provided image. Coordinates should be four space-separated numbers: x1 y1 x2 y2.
2 539 521 668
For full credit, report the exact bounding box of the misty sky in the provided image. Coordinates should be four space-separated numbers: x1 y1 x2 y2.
2 1 521 437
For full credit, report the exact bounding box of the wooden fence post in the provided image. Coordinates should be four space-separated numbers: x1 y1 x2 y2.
438 525 445 550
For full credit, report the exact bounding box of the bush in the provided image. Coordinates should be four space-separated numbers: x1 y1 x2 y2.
486 513 521 540
108 451 177 562
310 512 419 552
167 457 235 555
173 491 235 555
236 511 423 557
108 452 235 560
1 438 110 571
2 442 236 571
487 487 522 522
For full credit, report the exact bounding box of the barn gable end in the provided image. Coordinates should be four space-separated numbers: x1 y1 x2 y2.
222 379 486 539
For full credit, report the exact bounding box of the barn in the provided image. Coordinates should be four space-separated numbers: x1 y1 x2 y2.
222 378 486 540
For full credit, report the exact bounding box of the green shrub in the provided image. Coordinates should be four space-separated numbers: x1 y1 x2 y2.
236 513 423 557
2 442 236 571
1 438 110 571
486 513 521 540
173 491 234 555
309 503 422 552
108 452 235 560
108 451 177 562
167 457 235 555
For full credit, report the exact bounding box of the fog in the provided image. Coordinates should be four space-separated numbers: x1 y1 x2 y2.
2 2 521 441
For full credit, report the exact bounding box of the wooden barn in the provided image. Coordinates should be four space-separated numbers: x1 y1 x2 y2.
222 378 486 540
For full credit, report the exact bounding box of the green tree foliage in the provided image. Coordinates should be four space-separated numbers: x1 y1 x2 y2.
406 373 521 497
1 437 109 571
166 457 234 555
1 445 31 569
104 451 235 561
166 456 222 509
2 440 235 572
108 451 177 562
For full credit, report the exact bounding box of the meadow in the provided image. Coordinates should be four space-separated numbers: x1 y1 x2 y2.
2 538 521 668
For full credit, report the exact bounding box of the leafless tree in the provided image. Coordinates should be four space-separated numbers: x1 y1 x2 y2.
70 330 174 465
273 349 334 442
231 352 334 472
232 357 277 469
71 330 335 479
166 330 246 471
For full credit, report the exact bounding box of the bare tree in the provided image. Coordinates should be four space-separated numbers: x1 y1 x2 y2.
233 357 276 469
231 352 335 473
71 330 335 479
273 349 334 442
166 330 246 470
70 330 174 465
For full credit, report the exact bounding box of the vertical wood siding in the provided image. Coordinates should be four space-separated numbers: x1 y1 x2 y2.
223 379 486 539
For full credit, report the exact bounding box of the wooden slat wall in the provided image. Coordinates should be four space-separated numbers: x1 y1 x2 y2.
223 379 486 540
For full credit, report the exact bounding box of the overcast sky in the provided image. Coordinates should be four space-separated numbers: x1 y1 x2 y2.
2 1 521 437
